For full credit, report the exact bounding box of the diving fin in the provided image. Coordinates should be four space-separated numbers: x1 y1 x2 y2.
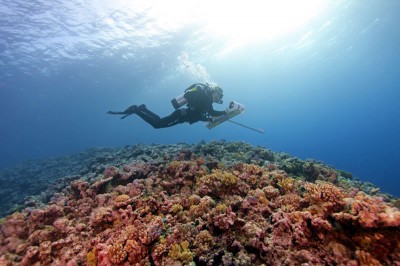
107 111 126 115
107 105 138 119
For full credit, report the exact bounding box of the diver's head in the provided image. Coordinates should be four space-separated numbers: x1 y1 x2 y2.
209 85 223 104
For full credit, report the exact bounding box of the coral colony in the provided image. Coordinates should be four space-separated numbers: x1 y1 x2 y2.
0 141 399 265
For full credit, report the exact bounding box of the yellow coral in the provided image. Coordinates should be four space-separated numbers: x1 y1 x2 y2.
188 196 216 218
195 230 213 253
170 204 183 214
220 171 238 186
87 248 97 266
189 205 201 217
159 235 166 244
168 240 194 263
169 243 181 259
200 169 238 187
167 161 183 174
188 194 201 206
215 204 227 213
277 177 296 194
179 241 193 262
115 194 130 202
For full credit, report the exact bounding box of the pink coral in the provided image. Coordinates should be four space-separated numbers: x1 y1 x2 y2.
271 211 293 247
1 212 28 239
90 207 113 227
210 204 236 230
334 192 400 228
240 221 264 247
20 246 39 265
70 180 90 198
53 217 71 234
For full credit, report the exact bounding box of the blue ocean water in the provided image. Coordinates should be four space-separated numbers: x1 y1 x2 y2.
0 0 399 197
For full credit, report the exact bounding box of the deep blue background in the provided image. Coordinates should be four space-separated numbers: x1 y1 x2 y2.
0 0 399 196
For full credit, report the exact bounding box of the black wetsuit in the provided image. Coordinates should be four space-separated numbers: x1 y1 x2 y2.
135 83 226 128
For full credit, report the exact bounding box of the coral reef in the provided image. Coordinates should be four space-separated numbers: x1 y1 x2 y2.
0 141 399 265
1 141 396 217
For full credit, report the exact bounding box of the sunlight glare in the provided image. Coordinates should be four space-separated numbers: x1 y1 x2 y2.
115 0 327 53
158 0 325 41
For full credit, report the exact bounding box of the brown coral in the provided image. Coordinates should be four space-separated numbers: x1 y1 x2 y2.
194 230 213 254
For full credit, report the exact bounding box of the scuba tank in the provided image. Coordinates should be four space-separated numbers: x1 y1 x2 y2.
171 93 188 109
171 83 212 109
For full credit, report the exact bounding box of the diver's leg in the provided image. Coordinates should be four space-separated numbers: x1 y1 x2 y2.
107 105 138 119
137 105 161 120
135 106 162 128
156 109 187 128
136 107 186 129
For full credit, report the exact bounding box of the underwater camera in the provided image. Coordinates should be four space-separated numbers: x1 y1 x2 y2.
228 101 245 113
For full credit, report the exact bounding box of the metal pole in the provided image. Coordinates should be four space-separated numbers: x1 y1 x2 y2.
227 120 265 134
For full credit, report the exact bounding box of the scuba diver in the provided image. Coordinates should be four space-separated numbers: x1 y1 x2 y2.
107 83 227 128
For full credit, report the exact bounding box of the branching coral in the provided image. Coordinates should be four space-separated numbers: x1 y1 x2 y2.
108 243 127 264
303 181 347 216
